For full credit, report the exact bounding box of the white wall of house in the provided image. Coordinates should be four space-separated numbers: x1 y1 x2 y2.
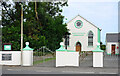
63 15 99 51
106 42 119 54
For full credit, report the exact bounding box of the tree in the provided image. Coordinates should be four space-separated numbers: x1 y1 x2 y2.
2 1 68 51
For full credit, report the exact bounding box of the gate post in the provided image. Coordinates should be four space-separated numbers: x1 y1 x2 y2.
92 43 104 67
22 42 34 66
56 42 67 67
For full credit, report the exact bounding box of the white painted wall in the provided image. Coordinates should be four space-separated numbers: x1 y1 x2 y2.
106 42 119 54
63 15 98 51
93 52 103 67
0 51 21 65
56 51 79 67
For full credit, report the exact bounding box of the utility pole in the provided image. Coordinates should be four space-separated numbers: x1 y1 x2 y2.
20 3 23 65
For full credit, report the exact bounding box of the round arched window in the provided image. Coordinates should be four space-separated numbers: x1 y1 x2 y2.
74 20 83 29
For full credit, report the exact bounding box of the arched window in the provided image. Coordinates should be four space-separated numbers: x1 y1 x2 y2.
88 31 93 46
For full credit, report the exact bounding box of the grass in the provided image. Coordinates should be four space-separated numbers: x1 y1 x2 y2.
33 51 54 56
33 57 56 65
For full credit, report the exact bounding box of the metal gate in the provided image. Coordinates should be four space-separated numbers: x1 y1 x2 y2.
33 46 55 67
79 51 93 67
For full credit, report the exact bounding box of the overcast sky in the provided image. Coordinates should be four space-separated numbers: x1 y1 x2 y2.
62 0 119 44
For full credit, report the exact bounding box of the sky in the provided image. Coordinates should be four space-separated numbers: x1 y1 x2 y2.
0 0 119 44
62 0 119 44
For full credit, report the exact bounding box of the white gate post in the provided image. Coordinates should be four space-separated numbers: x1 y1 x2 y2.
56 42 67 67
22 42 34 66
92 43 104 67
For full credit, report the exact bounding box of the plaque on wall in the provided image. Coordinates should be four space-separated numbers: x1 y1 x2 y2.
2 43 12 51
2 54 12 61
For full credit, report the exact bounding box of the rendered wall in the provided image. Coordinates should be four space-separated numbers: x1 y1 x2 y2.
93 52 103 67
63 15 99 51
56 51 79 67
22 51 33 66
0 51 21 65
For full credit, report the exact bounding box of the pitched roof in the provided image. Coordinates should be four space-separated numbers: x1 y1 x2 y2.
106 33 119 42
67 14 101 30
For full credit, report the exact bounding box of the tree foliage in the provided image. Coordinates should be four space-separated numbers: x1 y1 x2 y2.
2 1 68 51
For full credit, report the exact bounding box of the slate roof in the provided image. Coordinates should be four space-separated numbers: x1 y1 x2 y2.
106 33 120 42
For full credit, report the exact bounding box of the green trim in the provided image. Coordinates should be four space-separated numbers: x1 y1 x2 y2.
92 50 104 52
92 45 104 52
4 45 11 50
23 45 34 50
67 50 76 52
73 35 84 36
74 20 83 29
72 32 85 36
56 45 67 51
107 53 111 55
87 30 94 36
98 28 100 43
72 33 85 34
115 53 119 55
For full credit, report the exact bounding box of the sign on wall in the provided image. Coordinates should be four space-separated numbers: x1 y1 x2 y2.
3 43 12 51
2 54 12 61
72 32 86 36
4 45 11 50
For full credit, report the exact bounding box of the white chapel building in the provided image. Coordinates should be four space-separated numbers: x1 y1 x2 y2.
63 15 101 52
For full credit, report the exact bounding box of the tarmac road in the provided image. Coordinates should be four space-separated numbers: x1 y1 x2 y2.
1 54 119 74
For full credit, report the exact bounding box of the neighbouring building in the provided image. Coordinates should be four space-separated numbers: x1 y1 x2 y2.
106 33 119 55
63 15 101 52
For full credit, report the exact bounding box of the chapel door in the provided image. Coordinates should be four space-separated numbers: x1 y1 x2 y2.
76 42 81 52
111 45 115 54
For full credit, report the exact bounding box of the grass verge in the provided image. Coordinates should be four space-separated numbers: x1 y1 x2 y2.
33 57 56 65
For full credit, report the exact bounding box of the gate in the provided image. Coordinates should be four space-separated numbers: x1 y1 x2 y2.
33 46 55 67
79 51 93 67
